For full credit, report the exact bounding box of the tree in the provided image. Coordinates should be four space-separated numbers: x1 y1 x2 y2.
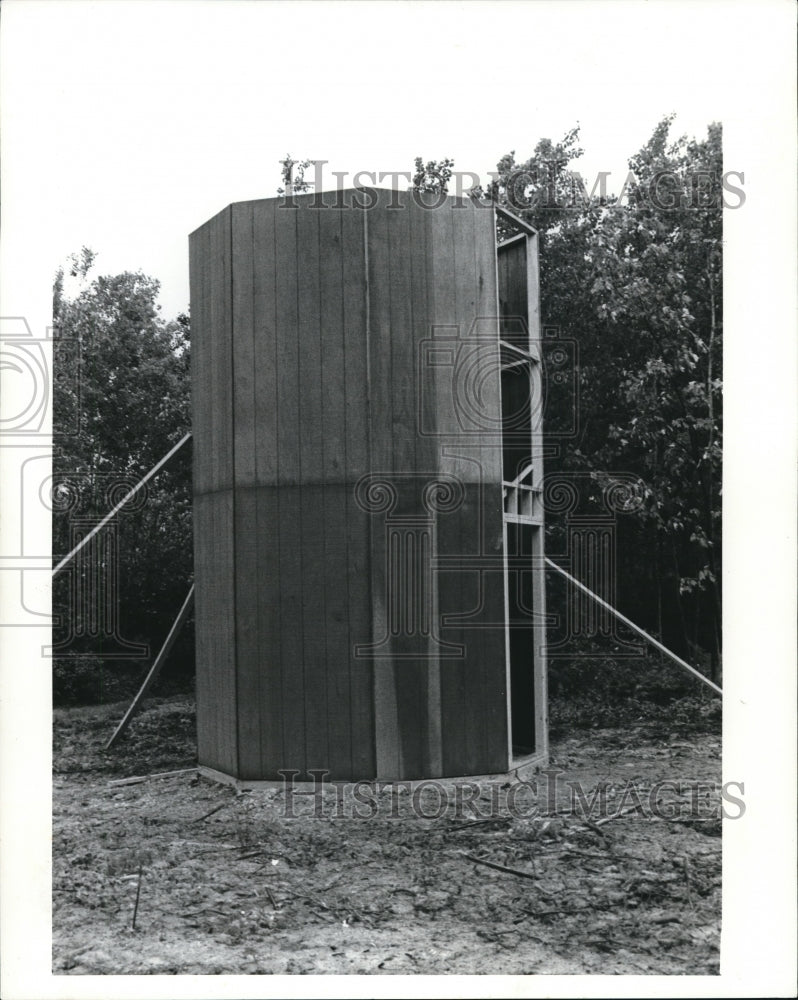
277 154 316 195
52 255 193 701
485 119 723 679
411 156 455 194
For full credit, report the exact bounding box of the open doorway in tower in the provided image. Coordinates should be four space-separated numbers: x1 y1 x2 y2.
497 212 548 762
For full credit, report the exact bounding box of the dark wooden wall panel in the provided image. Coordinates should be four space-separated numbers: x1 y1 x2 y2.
255 487 283 778
190 207 237 776
318 208 354 778
191 221 215 765
427 200 468 777
476 208 509 775
251 200 282 776
270 206 305 775
296 207 329 773
453 204 486 776
210 208 233 493
341 202 376 779
192 490 237 773
232 202 256 487
190 219 211 496
231 203 260 777
215 490 237 775
390 197 426 779
367 195 401 778
234 488 261 778
277 488 305 775
274 205 301 487
408 195 443 777
193 491 214 765
252 200 279 484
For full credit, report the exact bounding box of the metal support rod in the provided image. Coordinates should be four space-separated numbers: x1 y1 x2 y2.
104 585 195 750
52 432 192 579
545 557 723 696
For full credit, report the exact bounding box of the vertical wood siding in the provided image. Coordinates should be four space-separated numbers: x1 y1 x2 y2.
191 189 535 780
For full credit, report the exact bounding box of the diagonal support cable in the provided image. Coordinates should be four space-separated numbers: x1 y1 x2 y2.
545 557 723 696
52 432 191 578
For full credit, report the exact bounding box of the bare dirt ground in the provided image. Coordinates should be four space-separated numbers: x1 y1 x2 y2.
53 696 721 975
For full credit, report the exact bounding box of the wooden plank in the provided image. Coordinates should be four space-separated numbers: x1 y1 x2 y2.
526 231 541 345
366 191 395 474
217 488 237 775
341 197 375 778
252 199 279 485
191 213 237 774
105 586 195 749
452 203 487 776
318 206 347 483
427 197 468 776
234 487 261 778
341 193 370 481
274 202 301 486
277 486 305 776
408 195 443 776
475 206 510 774
230 203 260 778
206 491 223 769
366 192 402 778
318 207 352 779
213 206 236 773
387 193 425 778
210 207 234 493
255 485 283 778
251 199 283 778
192 492 214 766
107 768 196 787
273 202 305 776
472 204 503 487
526 232 547 759
388 192 416 473
188 222 207 496
232 202 256 487
296 205 329 775
421 194 449 776
531 525 548 759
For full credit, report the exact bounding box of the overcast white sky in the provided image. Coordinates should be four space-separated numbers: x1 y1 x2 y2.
1 0 769 317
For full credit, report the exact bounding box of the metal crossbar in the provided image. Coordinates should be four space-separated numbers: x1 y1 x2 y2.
52 432 191 578
545 557 723 696
105 585 195 749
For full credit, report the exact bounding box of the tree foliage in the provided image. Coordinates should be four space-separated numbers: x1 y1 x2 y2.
52 256 193 702
485 118 723 677
411 156 455 194
277 154 316 195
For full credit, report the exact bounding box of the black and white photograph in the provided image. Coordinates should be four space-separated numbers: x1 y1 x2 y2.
0 1 795 996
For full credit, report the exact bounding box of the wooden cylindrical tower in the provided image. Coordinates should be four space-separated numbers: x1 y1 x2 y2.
189 187 546 782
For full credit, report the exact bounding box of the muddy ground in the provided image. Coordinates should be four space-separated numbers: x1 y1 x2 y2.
53 696 721 976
